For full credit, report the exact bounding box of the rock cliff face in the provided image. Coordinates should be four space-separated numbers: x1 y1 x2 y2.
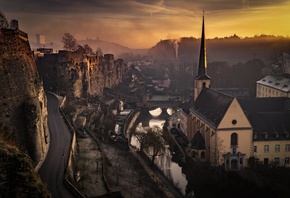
0 28 48 166
36 50 126 98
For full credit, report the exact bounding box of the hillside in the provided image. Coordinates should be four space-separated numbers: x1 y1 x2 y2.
148 35 290 65
0 140 51 197
78 38 148 59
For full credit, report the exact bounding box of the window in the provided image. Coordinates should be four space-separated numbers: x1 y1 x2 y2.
275 145 280 152
232 119 237 125
275 158 280 165
264 145 269 153
285 157 289 165
285 144 290 152
264 133 268 139
231 133 238 146
254 146 257 153
275 133 279 139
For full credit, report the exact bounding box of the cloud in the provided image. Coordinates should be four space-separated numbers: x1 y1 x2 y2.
0 0 288 48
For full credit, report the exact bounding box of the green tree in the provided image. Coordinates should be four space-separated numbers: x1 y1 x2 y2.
61 33 78 51
0 10 9 28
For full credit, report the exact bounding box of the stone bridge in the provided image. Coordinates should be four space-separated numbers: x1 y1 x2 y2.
146 100 181 110
145 95 181 110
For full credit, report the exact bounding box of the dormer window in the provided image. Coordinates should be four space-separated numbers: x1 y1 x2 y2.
275 133 279 139
253 133 257 139
275 83 280 86
269 81 272 83
286 132 289 138
264 133 268 139
282 85 288 88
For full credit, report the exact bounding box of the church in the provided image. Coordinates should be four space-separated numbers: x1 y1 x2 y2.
179 14 290 170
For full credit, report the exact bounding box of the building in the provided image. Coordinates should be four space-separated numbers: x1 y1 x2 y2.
180 13 290 170
256 75 290 98
36 34 45 47
256 53 290 98
188 88 253 169
10 19 19 29
239 97 290 167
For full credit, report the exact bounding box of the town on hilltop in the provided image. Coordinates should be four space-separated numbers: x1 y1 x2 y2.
1 10 290 198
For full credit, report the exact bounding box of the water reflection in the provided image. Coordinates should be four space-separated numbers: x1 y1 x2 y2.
149 107 162 117
131 116 187 196
149 107 174 117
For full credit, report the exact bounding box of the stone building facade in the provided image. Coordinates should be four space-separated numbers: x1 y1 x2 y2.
36 49 126 98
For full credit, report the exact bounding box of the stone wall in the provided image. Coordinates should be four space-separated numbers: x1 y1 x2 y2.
0 28 48 166
37 50 127 98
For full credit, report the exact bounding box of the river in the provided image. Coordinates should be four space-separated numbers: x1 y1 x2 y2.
130 107 188 196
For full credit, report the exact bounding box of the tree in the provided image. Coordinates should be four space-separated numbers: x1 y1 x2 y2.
61 33 78 51
142 126 166 165
96 47 103 56
0 10 9 28
83 44 93 54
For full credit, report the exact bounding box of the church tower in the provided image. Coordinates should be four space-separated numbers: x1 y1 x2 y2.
194 12 211 101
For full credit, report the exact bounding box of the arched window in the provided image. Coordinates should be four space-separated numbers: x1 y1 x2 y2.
231 133 238 146
201 151 205 159
202 82 206 88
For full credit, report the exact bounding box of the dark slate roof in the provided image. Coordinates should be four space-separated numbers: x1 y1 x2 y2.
214 88 249 98
192 88 234 127
238 97 290 113
190 131 206 150
180 98 195 115
238 97 290 141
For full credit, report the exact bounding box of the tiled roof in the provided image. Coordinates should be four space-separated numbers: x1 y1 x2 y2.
192 88 234 127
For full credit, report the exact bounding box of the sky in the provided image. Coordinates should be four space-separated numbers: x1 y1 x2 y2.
1 0 290 49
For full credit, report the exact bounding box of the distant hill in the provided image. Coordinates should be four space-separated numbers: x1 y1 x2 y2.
148 35 290 65
78 38 148 59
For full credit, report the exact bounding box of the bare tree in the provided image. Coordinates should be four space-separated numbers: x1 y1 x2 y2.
131 129 147 151
62 33 78 51
83 44 93 54
142 126 166 165
96 47 103 56
213 135 225 166
0 10 9 28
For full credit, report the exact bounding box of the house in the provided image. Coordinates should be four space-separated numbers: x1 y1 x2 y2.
238 97 290 166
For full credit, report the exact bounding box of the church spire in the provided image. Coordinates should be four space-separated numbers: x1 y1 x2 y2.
195 11 210 80
194 11 211 101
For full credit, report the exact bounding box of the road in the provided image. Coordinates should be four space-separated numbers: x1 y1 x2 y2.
39 93 74 198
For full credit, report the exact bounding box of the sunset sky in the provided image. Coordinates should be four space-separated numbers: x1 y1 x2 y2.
1 0 290 49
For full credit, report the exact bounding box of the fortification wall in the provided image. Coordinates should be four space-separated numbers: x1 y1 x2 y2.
37 50 126 98
0 28 48 166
